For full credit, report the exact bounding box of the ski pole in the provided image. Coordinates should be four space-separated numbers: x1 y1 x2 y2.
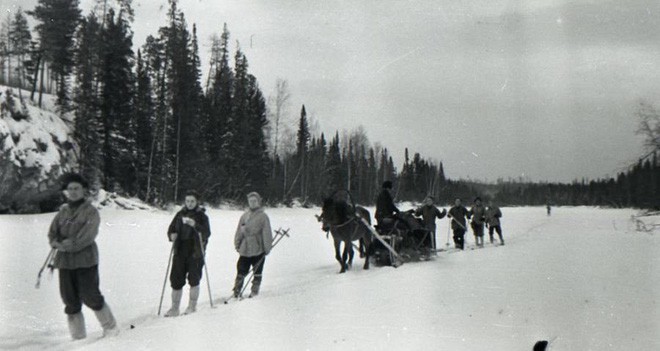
195 230 213 308
35 248 56 289
449 216 467 230
225 229 286 303
446 221 451 247
238 228 289 297
414 229 431 251
157 242 176 316
431 227 437 251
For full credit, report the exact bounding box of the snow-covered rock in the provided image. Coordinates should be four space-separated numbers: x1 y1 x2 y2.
0 86 76 213
93 190 155 211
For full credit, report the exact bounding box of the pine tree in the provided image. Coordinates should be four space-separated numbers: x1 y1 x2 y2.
325 132 343 195
175 23 207 199
1 14 12 86
400 148 414 200
9 8 31 91
100 8 136 193
356 144 369 204
134 49 156 201
295 105 310 200
154 0 208 201
310 133 328 202
26 40 42 101
244 74 270 197
205 23 233 201
30 0 82 110
141 33 171 203
367 147 378 203
73 14 102 188
219 44 250 199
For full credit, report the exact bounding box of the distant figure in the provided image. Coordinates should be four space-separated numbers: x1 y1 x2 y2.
447 199 469 250
546 203 551 216
47 173 119 339
164 190 211 317
375 181 400 228
485 200 504 245
414 195 447 250
469 197 486 247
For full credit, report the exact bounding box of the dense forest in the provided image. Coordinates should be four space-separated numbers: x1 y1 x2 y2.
0 0 657 210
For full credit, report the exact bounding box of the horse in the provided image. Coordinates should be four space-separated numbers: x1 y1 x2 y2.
318 196 373 273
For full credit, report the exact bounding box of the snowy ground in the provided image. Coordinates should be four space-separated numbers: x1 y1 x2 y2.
0 206 658 350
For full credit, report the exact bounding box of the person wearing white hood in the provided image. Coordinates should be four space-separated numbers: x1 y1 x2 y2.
232 192 273 298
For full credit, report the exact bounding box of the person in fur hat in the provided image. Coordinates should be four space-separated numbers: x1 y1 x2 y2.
48 173 119 339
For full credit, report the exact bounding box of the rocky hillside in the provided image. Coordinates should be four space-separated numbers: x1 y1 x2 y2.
0 86 76 213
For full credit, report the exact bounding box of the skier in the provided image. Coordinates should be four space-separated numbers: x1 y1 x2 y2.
375 180 400 229
546 202 551 216
233 192 273 298
164 190 211 317
414 195 447 251
447 198 469 250
469 197 486 247
485 200 504 245
47 173 119 340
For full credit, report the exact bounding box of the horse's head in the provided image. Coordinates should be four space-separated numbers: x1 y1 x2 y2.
320 197 353 231
319 197 335 231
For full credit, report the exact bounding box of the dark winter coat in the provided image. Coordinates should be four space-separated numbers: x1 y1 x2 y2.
375 189 399 222
485 206 502 226
167 206 211 259
235 207 273 257
447 205 469 230
469 204 486 225
414 205 447 230
48 200 100 269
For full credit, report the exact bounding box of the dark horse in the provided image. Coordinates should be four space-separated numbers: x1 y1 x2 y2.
318 196 373 273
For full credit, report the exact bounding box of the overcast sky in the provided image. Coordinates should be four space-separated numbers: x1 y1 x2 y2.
3 0 657 182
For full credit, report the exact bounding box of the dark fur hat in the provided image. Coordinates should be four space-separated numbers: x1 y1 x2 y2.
184 190 201 200
382 181 393 189
60 173 89 190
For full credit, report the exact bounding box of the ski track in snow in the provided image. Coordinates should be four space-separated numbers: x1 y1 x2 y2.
0 206 658 350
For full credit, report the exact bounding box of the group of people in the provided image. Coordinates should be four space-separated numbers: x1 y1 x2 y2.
375 181 505 251
45 173 505 341
447 197 504 249
46 173 273 340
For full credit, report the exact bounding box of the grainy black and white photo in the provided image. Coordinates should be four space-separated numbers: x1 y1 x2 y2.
0 0 658 350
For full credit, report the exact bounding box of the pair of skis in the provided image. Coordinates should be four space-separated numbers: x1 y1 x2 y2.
35 248 56 289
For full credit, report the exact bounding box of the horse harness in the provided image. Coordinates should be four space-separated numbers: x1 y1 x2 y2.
328 216 362 240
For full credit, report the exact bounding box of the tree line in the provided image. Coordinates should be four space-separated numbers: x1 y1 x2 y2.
4 0 657 210
13 0 448 207
490 102 660 210
266 104 449 206
489 152 659 209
